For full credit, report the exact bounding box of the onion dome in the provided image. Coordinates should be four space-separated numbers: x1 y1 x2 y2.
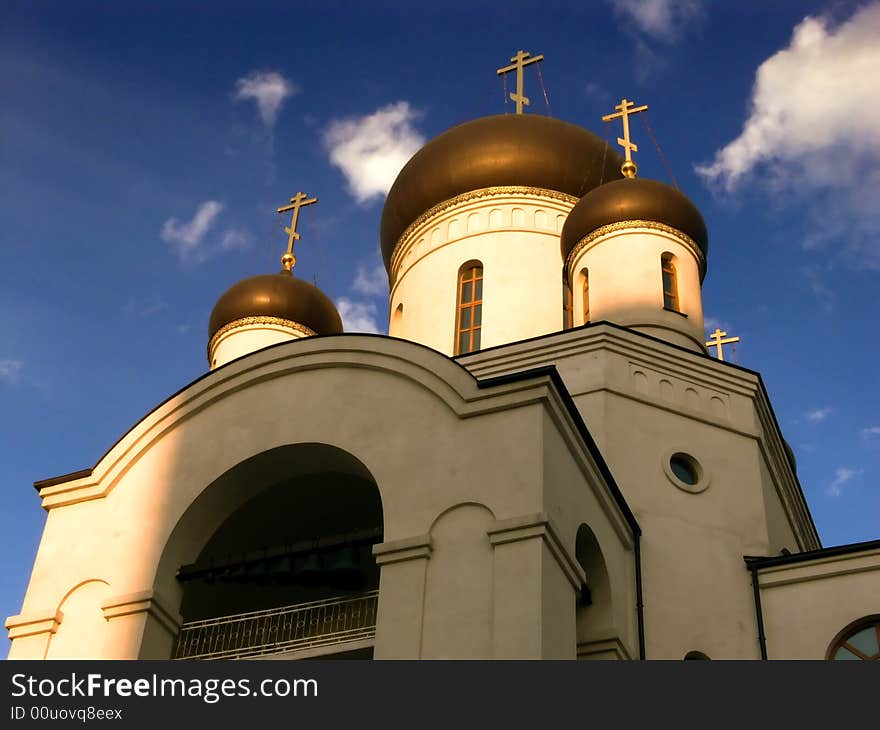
561 177 709 265
380 114 624 271
209 270 343 346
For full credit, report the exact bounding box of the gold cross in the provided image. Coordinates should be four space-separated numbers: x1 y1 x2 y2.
276 192 317 271
602 97 649 178
496 49 544 114
705 328 740 361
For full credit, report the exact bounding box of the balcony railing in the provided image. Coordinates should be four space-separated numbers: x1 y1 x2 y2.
173 590 378 660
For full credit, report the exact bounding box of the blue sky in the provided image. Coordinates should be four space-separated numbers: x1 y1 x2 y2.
2 0 878 639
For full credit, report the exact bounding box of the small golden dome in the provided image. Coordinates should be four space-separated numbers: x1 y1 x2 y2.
561 177 708 265
209 271 343 343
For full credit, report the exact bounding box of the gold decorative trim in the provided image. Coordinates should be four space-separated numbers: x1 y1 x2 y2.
565 220 706 276
391 186 579 275
207 316 316 358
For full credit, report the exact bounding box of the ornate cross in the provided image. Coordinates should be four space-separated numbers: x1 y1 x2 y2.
705 328 740 361
496 49 544 114
276 192 317 271
602 97 649 178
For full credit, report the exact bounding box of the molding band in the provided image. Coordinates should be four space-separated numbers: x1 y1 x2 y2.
208 316 315 359
488 512 585 590
5 609 64 640
101 590 181 637
373 535 433 566
391 185 579 276
565 219 706 279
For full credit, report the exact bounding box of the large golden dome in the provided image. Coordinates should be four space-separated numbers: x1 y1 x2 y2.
380 114 623 271
209 271 343 343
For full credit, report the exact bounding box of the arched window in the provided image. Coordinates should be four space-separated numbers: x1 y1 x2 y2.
581 269 590 324
661 254 679 312
563 274 573 330
828 616 880 660
455 262 483 354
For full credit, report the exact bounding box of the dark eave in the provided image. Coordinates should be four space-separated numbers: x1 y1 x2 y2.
745 538 880 570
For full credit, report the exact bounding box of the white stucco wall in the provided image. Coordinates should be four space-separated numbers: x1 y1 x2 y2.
567 226 706 352
388 190 575 355
6 336 635 660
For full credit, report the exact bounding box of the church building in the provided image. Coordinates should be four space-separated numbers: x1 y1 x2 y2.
6 53 879 661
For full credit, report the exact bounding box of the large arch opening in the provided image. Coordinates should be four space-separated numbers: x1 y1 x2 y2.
152 443 383 660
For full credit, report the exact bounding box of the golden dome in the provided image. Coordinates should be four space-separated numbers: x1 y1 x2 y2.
561 177 708 266
380 114 623 271
209 271 343 343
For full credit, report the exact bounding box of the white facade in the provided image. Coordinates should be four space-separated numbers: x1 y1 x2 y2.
565 223 706 352
388 188 575 355
7 115 880 661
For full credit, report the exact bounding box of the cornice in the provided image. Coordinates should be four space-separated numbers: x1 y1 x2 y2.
390 185 578 278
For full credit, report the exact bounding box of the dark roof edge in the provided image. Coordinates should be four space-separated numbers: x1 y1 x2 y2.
477 364 641 537
744 538 880 569
33 468 93 491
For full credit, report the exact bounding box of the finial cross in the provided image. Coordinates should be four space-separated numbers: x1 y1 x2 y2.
496 49 544 114
602 97 649 177
276 192 317 271
705 328 740 361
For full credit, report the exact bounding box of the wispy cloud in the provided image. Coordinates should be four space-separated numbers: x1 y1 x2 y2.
161 200 224 262
337 298 383 334
827 467 861 497
220 229 251 251
703 316 732 334
234 71 296 127
161 202 249 263
805 407 832 423
696 3 880 262
862 426 880 439
124 297 167 319
609 0 703 42
0 359 24 385
352 260 388 297
324 102 425 204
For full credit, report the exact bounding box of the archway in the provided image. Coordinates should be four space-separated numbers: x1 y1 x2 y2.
151 443 383 660
575 523 617 658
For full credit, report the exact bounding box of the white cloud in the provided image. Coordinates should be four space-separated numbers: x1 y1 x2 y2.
696 4 880 260
352 260 388 297
324 102 425 204
862 426 880 438
703 316 732 334
337 298 383 334
0 359 24 385
697 5 880 188
220 229 251 251
161 200 224 262
610 0 703 41
805 407 832 423
234 71 296 127
827 467 861 497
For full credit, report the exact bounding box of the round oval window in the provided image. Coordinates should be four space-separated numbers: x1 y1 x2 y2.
670 453 699 485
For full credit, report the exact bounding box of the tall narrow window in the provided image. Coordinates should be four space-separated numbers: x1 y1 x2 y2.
563 275 573 330
456 263 483 354
661 254 679 312
581 269 590 324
